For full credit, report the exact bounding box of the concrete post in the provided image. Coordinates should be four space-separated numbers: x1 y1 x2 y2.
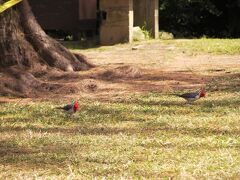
100 0 133 45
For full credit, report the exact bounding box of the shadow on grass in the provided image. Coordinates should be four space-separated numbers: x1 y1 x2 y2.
0 140 37 157
0 124 240 170
0 123 240 137
0 96 239 126
0 125 240 168
110 96 240 109
0 139 84 171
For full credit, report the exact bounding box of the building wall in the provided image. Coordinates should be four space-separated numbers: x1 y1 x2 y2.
133 0 147 27
133 0 159 38
79 0 97 20
30 0 158 44
29 0 97 31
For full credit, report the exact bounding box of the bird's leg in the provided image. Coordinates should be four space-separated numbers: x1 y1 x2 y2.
64 113 72 118
186 101 194 105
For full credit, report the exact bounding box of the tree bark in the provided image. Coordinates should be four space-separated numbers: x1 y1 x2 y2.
0 0 93 71
0 0 94 97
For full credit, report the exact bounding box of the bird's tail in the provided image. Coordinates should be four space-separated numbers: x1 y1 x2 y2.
55 107 64 110
169 93 181 97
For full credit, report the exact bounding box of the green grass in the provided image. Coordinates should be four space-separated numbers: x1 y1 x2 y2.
0 87 240 178
160 38 240 55
65 38 240 55
1 38 240 178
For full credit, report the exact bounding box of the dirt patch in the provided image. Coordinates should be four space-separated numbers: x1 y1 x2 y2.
0 41 239 101
98 65 143 80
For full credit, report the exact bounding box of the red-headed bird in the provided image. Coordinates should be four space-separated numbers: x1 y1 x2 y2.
57 101 80 113
176 88 206 103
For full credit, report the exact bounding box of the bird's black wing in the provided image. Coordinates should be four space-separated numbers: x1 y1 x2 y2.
63 104 73 111
178 92 199 99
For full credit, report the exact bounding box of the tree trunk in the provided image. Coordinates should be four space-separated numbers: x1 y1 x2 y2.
0 0 94 97
0 0 93 71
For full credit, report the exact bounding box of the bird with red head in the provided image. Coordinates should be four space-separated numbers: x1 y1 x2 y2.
199 87 206 98
176 87 206 103
57 101 80 114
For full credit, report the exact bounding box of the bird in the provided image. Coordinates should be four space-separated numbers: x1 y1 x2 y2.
56 101 80 113
176 87 206 103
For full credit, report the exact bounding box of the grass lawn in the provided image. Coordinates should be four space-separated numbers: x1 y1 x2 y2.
162 38 240 55
69 38 240 55
0 89 240 179
0 39 240 179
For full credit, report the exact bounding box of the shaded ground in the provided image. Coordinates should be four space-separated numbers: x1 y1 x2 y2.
0 40 240 179
0 90 240 179
0 40 239 101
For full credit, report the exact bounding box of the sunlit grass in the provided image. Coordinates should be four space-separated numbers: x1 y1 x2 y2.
0 38 240 178
66 38 240 55
0 86 240 178
161 38 240 55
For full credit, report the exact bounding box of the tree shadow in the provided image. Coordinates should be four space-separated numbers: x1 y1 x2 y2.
0 121 240 170
109 94 240 109
0 139 83 171
0 122 240 138
80 66 239 94
0 140 37 157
